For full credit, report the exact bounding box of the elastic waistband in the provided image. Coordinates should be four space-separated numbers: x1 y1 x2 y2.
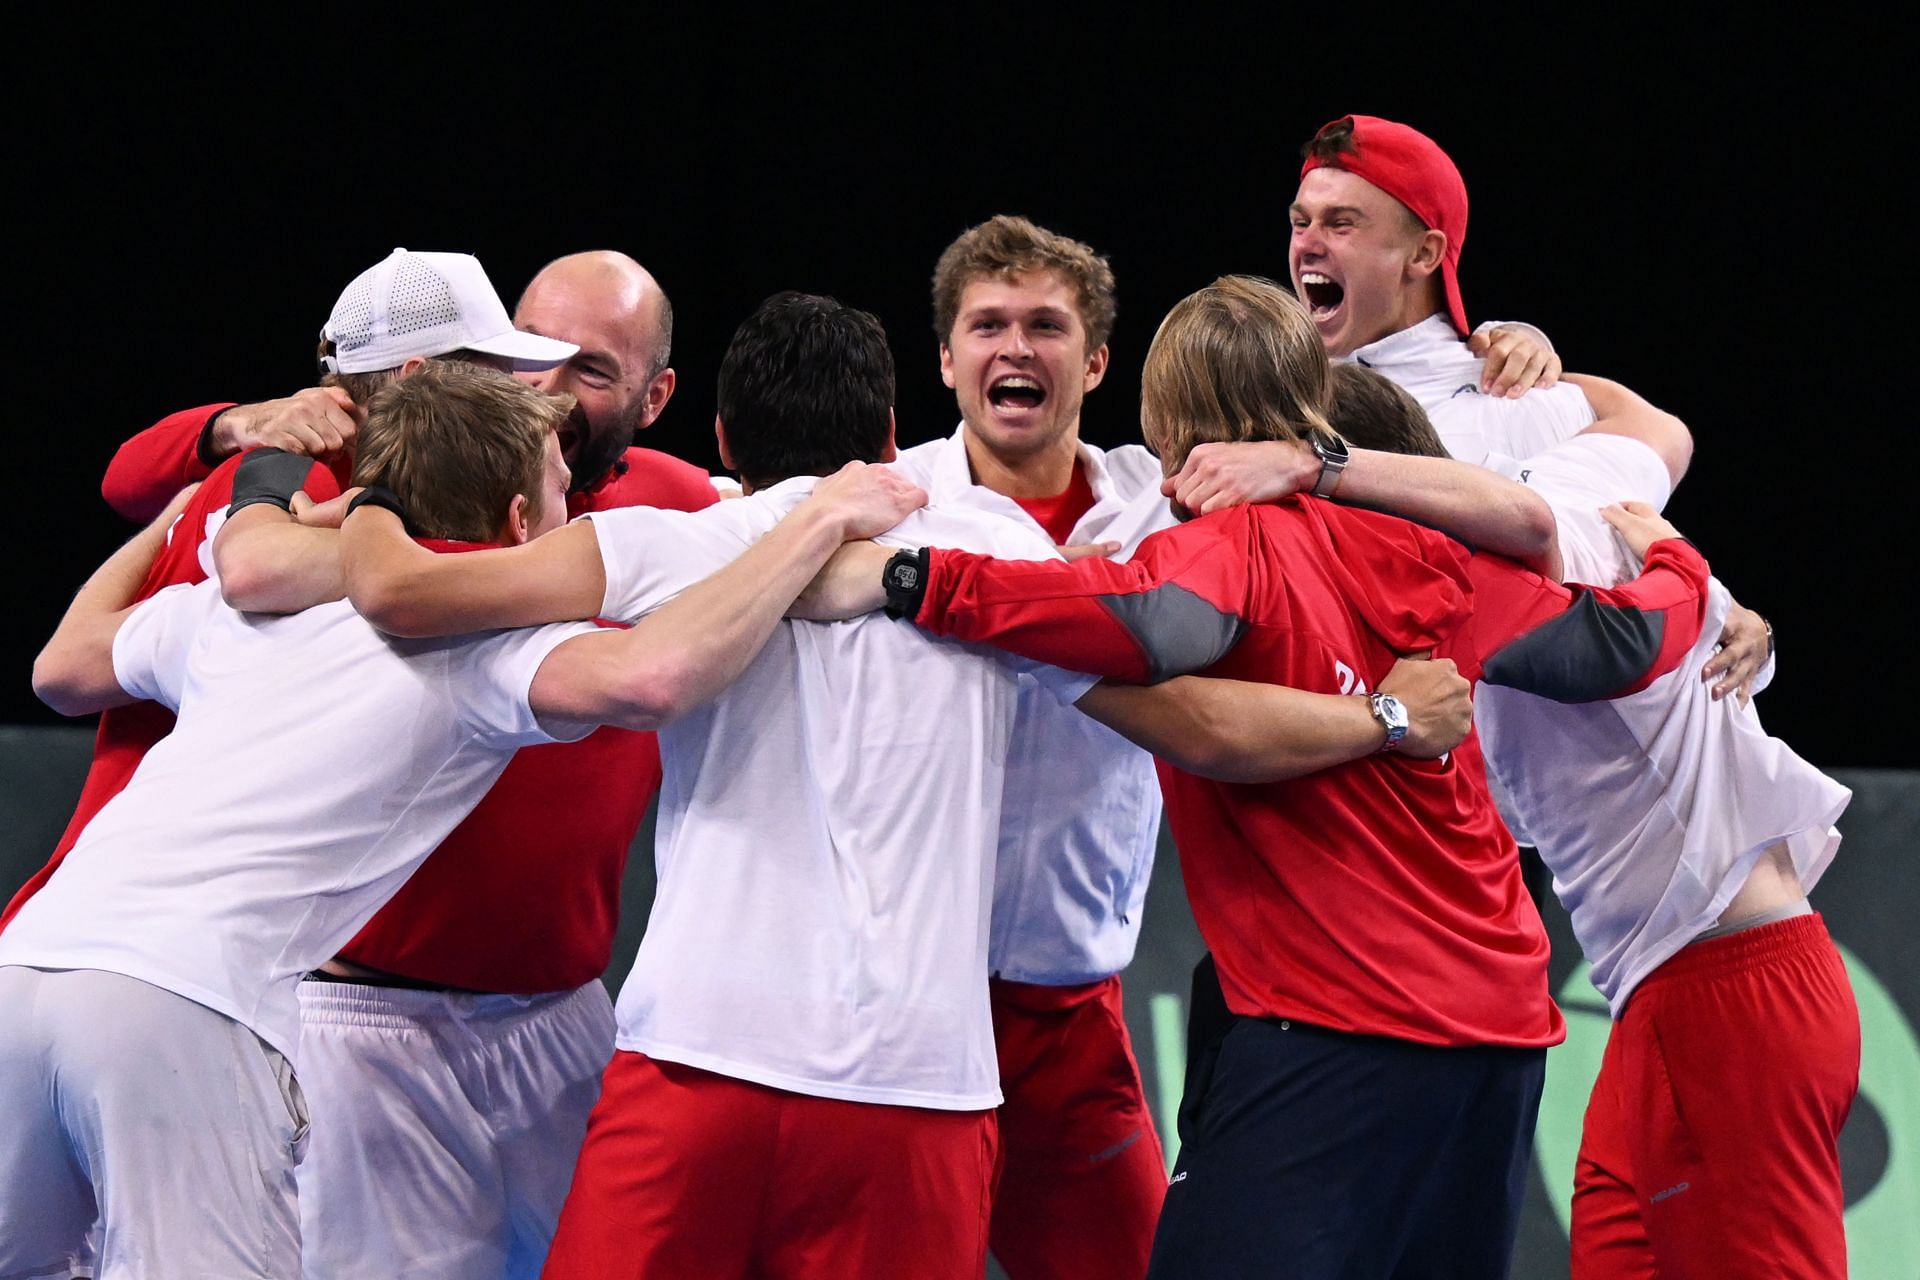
297 977 592 1028
1642 912 1834 990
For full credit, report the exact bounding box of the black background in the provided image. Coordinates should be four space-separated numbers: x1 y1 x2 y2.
8 15 1910 766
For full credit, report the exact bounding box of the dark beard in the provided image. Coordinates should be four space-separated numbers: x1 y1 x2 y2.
565 400 643 494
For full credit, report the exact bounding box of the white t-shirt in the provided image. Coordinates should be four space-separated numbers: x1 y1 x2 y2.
1488 432 1675 587
1471 454 1847 1013
890 429 1172 984
0 582 594 1060
585 479 1087 1109
1347 314 1597 474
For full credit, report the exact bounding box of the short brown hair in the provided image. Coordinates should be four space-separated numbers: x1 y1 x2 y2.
1141 275 1333 476
351 362 572 541
931 215 1117 350
1327 364 1449 459
314 341 500 412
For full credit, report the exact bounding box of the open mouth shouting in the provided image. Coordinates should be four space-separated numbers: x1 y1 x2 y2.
987 374 1048 415
1298 270 1345 325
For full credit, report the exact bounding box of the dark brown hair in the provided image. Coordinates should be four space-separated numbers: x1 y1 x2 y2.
1327 364 1449 459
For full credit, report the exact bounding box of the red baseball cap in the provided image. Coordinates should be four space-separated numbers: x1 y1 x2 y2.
1299 115 1470 336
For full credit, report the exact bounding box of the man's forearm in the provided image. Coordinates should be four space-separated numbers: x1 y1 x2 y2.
1076 677 1384 782
1339 449 1562 579
532 501 858 729
34 485 198 713
342 513 606 637
213 507 345 613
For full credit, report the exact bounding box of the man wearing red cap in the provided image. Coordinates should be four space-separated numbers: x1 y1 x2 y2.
1272 115 1778 693
1281 120 1850 1280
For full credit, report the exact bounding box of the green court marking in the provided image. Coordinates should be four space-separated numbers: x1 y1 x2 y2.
1535 948 1920 1276
1150 992 1187 1174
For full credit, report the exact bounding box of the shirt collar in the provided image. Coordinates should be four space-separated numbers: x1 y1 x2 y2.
927 422 1121 508
1344 313 1460 373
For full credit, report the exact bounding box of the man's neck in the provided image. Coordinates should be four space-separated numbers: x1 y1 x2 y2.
961 427 1081 499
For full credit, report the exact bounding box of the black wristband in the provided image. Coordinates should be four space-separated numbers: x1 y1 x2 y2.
882 547 931 620
227 447 315 518
345 485 412 532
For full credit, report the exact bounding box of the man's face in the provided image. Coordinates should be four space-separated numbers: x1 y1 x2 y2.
940 270 1108 465
526 431 573 541
514 275 667 492
1289 167 1429 358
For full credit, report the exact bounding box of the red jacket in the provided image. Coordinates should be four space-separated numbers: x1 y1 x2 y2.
914 497 1708 1048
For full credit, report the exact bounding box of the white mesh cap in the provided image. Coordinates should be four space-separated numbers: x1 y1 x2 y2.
319 248 578 375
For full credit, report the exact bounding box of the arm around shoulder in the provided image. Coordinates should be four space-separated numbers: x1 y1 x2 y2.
35 484 201 714
342 509 606 637
1565 373 1693 488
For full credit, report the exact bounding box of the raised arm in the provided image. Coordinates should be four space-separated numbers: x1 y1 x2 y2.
101 388 361 523
34 484 200 714
527 463 927 729
1162 440 1560 577
1076 655 1471 782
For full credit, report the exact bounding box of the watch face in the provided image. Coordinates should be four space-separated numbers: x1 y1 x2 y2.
1312 429 1351 464
1371 691 1409 742
888 560 921 591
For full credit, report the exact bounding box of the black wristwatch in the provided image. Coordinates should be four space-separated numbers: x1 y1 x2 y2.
1367 691 1410 752
882 547 931 619
1309 429 1351 498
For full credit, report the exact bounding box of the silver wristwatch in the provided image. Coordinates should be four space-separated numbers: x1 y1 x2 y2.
1309 430 1351 498
1367 691 1409 752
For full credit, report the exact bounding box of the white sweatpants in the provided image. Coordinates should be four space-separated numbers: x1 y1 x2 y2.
293 977 616 1280
0 965 307 1280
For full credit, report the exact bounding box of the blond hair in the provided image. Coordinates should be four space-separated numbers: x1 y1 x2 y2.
1141 275 1335 476
931 214 1117 350
352 363 571 541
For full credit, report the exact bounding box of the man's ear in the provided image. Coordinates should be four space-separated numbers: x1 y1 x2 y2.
501 492 534 546
714 415 737 471
939 344 957 390
1082 343 1111 393
880 408 898 463
638 367 677 430
1406 229 1448 282
399 355 430 377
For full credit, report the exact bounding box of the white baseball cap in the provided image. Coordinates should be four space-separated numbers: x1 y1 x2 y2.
319 248 578 375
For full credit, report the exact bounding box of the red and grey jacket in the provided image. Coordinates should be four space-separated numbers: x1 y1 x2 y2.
902 497 1709 1049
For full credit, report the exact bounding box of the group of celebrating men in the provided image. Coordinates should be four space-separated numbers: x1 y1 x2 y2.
0 113 1859 1280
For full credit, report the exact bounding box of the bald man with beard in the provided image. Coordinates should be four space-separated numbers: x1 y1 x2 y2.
92 250 722 1279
